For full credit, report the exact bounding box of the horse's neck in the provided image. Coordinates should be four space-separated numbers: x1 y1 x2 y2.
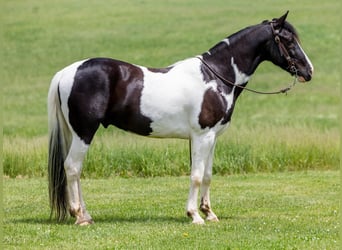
202 24 268 83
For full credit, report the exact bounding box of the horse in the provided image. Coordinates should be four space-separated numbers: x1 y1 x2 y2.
48 11 313 225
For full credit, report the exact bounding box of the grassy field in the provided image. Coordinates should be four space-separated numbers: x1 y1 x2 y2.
3 171 339 249
1 0 340 248
2 0 339 177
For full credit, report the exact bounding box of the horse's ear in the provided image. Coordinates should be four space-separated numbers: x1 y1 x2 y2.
273 11 289 29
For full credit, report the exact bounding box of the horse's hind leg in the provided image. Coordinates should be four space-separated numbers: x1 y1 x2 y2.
64 134 93 225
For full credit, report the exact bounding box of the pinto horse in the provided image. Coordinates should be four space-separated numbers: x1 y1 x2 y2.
48 12 313 225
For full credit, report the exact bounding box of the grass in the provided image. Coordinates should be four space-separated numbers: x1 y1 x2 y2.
1 1 340 247
3 125 338 178
3 171 339 249
2 0 339 136
2 0 340 177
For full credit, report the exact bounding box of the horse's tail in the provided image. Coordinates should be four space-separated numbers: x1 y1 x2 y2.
47 71 72 222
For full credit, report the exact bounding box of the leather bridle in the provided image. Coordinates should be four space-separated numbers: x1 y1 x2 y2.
270 22 298 75
197 22 298 95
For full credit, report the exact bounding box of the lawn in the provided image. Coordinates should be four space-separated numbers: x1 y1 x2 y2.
3 171 339 249
1 0 340 249
2 0 340 177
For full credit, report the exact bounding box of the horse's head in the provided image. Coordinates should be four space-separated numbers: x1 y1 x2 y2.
266 11 314 82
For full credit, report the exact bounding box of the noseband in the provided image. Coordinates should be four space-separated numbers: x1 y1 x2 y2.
270 22 298 74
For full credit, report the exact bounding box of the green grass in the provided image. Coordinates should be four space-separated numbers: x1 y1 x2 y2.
2 0 340 177
3 125 338 178
2 1 340 249
3 171 339 249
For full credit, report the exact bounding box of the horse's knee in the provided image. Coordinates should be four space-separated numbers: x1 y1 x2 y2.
190 173 203 186
64 162 81 180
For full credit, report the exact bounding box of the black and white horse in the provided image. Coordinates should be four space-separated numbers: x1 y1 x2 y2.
48 12 313 225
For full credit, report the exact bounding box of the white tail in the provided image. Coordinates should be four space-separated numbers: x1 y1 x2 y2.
47 71 72 221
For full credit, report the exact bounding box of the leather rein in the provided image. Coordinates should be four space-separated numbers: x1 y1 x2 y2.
197 22 298 95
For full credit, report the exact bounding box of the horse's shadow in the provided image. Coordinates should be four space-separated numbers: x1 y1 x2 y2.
95 215 189 224
8 215 190 225
9 214 234 225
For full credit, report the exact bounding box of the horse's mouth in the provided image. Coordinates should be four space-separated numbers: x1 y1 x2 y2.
296 68 313 83
296 71 312 83
297 75 306 82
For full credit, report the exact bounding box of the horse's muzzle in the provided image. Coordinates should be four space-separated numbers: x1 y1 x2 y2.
298 68 313 82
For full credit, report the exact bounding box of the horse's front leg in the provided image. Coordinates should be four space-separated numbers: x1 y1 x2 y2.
65 137 93 225
199 142 219 222
186 132 216 224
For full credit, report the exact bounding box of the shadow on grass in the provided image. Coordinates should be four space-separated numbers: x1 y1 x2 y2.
94 215 189 224
8 214 241 225
6 217 53 225
7 214 190 225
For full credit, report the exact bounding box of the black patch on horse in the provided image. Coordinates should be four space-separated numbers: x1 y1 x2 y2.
68 58 153 144
198 88 228 128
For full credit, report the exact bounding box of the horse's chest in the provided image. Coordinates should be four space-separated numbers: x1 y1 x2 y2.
198 85 234 129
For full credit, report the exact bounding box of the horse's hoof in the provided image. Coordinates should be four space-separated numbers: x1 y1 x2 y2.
192 217 205 225
206 213 219 222
192 220 205 225
75 218 94 226
188 211 205 225
206 216 219 222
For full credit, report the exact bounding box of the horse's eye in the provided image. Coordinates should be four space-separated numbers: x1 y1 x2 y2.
284 35 293 43
288 42 295 49
280 31 293 43
284 37 295 48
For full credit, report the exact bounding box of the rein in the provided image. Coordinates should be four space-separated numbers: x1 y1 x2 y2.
197 22 298 95
197 57 297 95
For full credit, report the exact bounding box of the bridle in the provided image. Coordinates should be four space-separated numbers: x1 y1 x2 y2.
197 22 298 95
270 22 298 75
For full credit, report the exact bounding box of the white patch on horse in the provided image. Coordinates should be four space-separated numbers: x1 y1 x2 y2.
58 59 89 129
230 57 250 85
296 39 314 74
222 38 230 46
140 58 206 138
206 80 218 92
